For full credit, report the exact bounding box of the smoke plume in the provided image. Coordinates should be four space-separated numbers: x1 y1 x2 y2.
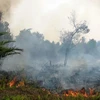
2 29 100 90
1 0 100 91
0 0 21 19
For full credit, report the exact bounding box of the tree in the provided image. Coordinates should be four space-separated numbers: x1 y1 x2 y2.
60 12 90 66
86 39 97 54
0 12 23 68
0 12 13 47
0 32 23 67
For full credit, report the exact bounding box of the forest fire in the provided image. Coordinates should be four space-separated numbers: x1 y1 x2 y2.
8 77 17 87
16 80 25 87
8 77 25 88
62 87 97 97
8 76 97 98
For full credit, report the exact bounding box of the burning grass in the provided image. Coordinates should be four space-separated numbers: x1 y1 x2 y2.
0 70 100 100
61 87 98 98
1 87 100 100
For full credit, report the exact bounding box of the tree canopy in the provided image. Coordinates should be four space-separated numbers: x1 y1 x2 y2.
60 12 90 66
0 32 23 60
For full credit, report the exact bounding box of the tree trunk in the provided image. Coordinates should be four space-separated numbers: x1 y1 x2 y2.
64 48 69 66
64 55 67 66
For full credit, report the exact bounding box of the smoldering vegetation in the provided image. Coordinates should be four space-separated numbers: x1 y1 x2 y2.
1 27 100 91
1 10 100 91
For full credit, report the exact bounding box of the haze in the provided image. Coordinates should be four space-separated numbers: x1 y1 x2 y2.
7 0 100 42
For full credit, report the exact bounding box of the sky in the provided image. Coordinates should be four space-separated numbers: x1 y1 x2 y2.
6 0 100 42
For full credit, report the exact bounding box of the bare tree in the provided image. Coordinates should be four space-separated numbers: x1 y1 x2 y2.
60 12 90 66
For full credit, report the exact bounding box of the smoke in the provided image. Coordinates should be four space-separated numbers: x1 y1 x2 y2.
1 0 100 90
6 0 100 42
0 0 21 20
1 29 100 90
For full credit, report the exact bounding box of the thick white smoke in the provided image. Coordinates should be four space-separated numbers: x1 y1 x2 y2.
2 30 100 90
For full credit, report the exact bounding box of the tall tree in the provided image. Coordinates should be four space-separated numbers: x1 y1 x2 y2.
60 12 90 66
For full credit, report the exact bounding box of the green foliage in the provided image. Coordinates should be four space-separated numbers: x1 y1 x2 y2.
2 95 30 100
0 32 23 59
0 32 8 36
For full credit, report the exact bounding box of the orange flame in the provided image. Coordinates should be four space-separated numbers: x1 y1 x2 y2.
8 77 25 88
62 87 96 97
8 77 17 87
89 88 96 96
16 80 25 87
